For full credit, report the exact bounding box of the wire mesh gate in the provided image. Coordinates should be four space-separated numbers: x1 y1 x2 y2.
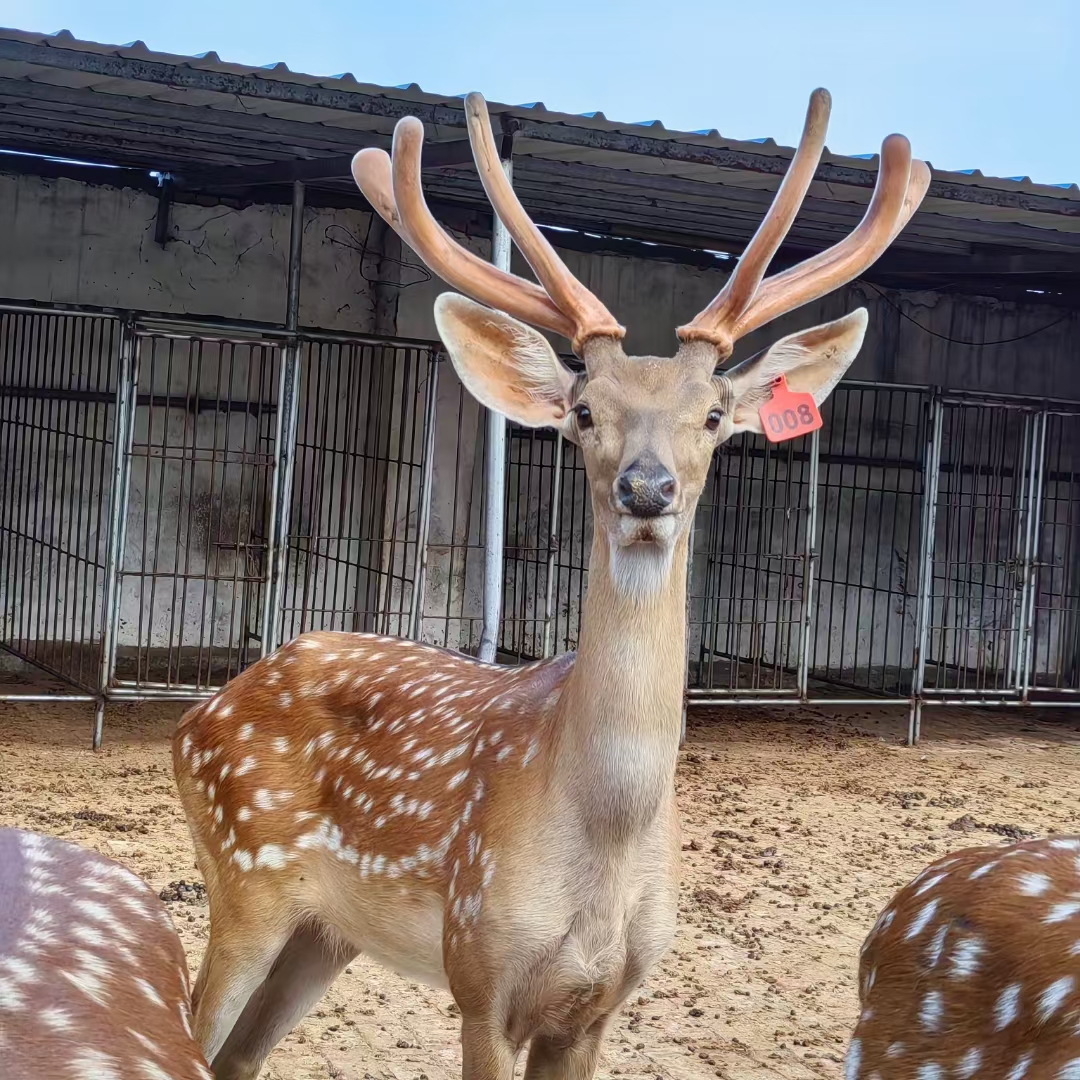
4 301 1080 747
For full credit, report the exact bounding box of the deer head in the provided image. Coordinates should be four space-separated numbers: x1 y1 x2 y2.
352 90 929 598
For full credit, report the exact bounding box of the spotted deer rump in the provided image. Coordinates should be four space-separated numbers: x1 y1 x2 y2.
851 837 1080 1080
0 827 210 1080
173 633 578 981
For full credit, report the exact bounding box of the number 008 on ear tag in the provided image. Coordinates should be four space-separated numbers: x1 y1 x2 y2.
758 375 823 443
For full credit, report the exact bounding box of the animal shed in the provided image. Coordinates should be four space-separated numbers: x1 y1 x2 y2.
1 29 1080 747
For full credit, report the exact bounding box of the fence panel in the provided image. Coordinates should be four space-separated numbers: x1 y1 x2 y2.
112 328 281 691
687 430 815 695
278 339 437 642
0 308 120 692
808 384 929 697
922 399 1036 696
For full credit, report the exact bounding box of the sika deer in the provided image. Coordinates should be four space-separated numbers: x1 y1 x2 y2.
174 88 928 1080
0 827 210 1080
850 836 1080 1080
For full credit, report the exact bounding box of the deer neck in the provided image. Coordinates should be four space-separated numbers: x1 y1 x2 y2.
549 526 689 840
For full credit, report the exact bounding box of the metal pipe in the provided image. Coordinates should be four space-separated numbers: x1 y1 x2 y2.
1012 413 1038 692
106 686 216 701
286 182 305 334
1006 413 1034 688
920 698 1080 709
0 693 98 703
478 148 514 663
260 181 305 656
908 393 944 745
1020 412 1049 701
685 694 911 706
797 427 821 699
96 316 139 747
542 433 565 658
411 353 441 641
680 519 697 746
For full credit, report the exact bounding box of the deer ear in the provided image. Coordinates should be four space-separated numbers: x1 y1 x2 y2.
434 293 577 428
722 308 869 435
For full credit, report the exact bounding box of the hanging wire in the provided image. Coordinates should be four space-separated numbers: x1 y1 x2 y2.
323 222 432 289
863 282 1072 346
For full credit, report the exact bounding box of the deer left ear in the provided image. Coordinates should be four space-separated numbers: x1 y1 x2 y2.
721 308 869 435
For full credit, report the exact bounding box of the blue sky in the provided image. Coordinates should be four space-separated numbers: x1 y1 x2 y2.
6 0 1078 185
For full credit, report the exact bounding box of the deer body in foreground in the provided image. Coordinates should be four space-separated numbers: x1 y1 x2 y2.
174 88 928 1080
850 836 1080 1080
0 827 211 1080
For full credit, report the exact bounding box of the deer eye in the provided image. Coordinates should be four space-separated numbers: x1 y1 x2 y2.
573 403 593 430
705 408 723 432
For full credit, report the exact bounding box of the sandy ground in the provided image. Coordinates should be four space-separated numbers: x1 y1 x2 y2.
2 697 1080 1080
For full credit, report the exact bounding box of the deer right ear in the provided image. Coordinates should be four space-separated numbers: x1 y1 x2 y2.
434 293 577 428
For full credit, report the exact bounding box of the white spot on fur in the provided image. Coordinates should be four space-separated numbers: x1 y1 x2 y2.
254 844 290 870
914 872 947 896
844 1040 861 1080
1018 871 1051 896
950 937 985 978
1038 975 1075 1022
905 899 939 939
72 1049 123 1080
1048 901 1080 923
1007 1053 1035 1080
995 983 1022 1030
956 1048 982 1079
926 924 948 968
919 990 944 1032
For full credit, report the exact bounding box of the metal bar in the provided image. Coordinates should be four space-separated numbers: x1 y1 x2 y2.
685 694 913 706
261 181 305 653
410 352 440 642
0 693 98 703
98 317 138 732
286 182 305 334
681 519 696 745
478 147 513 664
908 393 944 745
542 433 566 658
797 427 821 699
1021 412 1050 701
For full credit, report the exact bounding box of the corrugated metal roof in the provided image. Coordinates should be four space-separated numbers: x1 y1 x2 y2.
4 27 1075 197
0 24 1077 299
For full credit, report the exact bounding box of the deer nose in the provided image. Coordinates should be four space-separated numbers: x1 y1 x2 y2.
615 457 678 518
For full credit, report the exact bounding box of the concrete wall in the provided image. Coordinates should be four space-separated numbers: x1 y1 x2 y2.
3 168 1080 689
0 172 380 331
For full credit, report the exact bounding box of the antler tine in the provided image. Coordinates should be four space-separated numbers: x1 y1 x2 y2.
464 93 625 354
730 137 926 340
351 128 575 340
677 88 831 354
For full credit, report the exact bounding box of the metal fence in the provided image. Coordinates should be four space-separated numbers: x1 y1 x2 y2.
3 301 1080 746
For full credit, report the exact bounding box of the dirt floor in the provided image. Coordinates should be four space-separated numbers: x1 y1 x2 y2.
2 698 1080 1080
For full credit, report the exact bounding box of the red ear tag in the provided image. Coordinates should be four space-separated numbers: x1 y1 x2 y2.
758 374 823 443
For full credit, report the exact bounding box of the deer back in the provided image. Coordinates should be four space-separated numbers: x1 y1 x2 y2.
0 827 210 1080
850 836 1080 1080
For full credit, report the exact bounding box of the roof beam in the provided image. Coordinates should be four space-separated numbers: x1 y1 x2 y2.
174 139 474 189
1 37 1075 219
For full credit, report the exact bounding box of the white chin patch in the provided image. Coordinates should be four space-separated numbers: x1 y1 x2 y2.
608 522 678 599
